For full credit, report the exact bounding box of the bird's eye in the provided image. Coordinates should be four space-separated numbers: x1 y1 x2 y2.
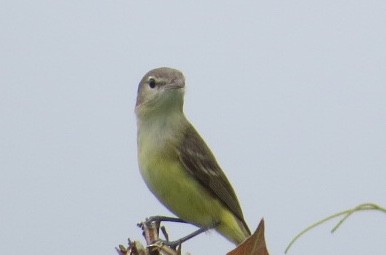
148 78 156 89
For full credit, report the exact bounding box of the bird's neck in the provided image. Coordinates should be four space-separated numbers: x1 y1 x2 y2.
137 107 187 146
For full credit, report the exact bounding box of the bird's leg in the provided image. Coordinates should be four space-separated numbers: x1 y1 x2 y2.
140 216 219 250
160 226 169 241
137 216 189 246
160 221 220 250
145 216 188 224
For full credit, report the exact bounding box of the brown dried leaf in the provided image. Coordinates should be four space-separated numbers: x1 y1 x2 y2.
227 219 269 255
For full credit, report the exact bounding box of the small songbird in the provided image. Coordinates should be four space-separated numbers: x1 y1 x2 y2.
135 67 250 245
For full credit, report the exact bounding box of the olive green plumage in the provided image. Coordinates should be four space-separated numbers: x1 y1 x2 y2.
135 67 250 244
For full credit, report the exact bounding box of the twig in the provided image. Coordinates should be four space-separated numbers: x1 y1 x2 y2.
285 202 386 253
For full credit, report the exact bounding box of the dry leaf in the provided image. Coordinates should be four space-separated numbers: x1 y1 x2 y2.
227 219 269 255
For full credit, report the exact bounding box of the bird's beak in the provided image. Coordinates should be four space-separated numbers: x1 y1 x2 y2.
165 78 185 90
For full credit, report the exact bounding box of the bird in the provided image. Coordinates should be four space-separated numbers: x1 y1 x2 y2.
135 67 250 245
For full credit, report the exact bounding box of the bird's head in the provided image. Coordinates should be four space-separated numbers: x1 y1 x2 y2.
135 67 185 118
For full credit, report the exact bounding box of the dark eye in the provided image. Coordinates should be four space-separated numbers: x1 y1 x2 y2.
148 78 156 89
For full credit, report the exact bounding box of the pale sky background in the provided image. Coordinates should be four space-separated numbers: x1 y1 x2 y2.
1 1 385 254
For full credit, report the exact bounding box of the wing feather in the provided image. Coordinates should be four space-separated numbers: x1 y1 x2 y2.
177 124 249 233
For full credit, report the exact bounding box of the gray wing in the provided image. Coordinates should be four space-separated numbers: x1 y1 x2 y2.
177 124 250 232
